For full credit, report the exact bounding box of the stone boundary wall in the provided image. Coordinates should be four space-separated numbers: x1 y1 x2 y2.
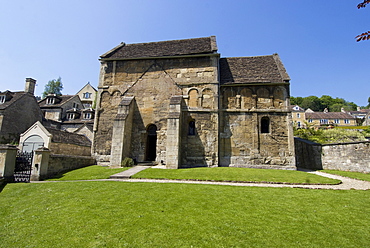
49 143 91 156
295 138 370 173
47 154 96 177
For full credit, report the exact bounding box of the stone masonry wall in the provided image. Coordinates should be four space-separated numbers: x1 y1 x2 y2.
295 138 370 173
47 154 96 177
93 56 218 164
49 142 91 156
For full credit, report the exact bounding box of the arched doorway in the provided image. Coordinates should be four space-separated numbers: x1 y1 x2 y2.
146 124 157 161
22 135 44 153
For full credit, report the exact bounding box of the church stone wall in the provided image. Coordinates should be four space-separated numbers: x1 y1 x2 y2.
93 56 219 165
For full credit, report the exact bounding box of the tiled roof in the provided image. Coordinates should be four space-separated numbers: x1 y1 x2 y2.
306 112 355 119
0 91 36 110
45 127 91 146
220 54 290 85
100 36 218 59
38 95 76 108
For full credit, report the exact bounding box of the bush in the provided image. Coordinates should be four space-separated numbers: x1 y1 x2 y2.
121 157 134 167
294 127 366 144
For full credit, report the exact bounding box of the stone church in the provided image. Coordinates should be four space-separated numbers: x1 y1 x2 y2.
92 36 295 169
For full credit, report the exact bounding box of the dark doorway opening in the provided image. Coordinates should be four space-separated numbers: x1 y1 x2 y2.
146 124 157 161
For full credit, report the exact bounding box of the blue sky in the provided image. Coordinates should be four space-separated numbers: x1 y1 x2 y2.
0 0 369 106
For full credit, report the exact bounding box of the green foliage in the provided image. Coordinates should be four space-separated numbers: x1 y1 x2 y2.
291 95 358 112
294 127 367 144
121 157 134 167
42 77 63 98
45 165 130 180
0 182 369 247
133 167 340 184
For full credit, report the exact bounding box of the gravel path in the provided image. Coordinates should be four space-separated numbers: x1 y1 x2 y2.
33 168 370 190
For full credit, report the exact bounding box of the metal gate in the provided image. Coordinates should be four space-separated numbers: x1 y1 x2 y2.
13 151 33 183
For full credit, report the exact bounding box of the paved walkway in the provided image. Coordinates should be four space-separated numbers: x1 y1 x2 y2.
106 166 370 190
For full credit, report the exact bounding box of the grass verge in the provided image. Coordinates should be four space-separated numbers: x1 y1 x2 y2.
45 165 130 181
321 170 370 182
0 182 369 247
132 167 341 184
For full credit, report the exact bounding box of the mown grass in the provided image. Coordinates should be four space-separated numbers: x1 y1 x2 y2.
132 167 341 184
45 165 130 181
0 182 369 247
321 170 370 182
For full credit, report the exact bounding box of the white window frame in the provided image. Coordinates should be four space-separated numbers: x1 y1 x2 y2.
0 95 5 104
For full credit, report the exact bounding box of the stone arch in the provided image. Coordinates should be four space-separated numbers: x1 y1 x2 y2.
22 135 44 153
273 86 286 108
146 124 157 161
240 87 253 109
201 88 213 109
188 88 199 108
111 90 122 106
223 87 237 109
256 88 270 109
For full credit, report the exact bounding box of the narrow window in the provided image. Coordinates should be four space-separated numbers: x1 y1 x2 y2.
84 113 91 119
297 113 300 118
67 113 75 120
188 120 196 135
0 95 5 103
261 117 269 133
46 97 55 104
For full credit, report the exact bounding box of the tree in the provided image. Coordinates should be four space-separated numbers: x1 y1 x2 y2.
42 77 63 98
356 1 370 41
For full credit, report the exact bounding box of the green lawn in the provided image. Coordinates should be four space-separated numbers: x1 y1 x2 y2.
132 167 341 184
0 182 369 247
321 170 370 182
45 165 130 181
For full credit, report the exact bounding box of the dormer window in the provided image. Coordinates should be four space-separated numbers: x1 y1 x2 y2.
84 112 91 119
83 92 92 99
0 95 5 104
67 113 75 120
46 97 55 104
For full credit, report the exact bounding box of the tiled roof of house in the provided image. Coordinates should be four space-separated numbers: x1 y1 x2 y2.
219 54 290 85
45 127 91 146
306 112 355 119
0 91 36 110
38 95 76 108
100 36 218 59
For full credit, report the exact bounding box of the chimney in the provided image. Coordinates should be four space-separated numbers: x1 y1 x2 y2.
25 78 36 95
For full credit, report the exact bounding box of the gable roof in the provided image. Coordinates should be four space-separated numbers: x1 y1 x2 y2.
219 54 290 85
100 36 218 59
0 91 36 110
290 105 305 112
305 112 355 119
45 127 91 146
38 95 79 108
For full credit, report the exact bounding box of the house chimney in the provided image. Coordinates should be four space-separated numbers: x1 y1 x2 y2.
25 78 36 95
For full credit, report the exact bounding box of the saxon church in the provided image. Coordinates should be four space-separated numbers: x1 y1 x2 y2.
92 36 295 169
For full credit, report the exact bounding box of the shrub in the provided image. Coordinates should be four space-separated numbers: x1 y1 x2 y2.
121 157 134 167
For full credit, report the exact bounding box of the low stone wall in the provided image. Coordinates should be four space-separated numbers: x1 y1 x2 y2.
295 138 370 173
47 154 96 177
49 143 91 156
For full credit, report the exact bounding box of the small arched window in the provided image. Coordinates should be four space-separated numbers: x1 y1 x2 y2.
261 117 270 133
188 120 196 135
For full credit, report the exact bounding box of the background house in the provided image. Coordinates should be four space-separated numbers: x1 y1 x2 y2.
0 78 43 144
291 105 306 128
76 82 97 109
